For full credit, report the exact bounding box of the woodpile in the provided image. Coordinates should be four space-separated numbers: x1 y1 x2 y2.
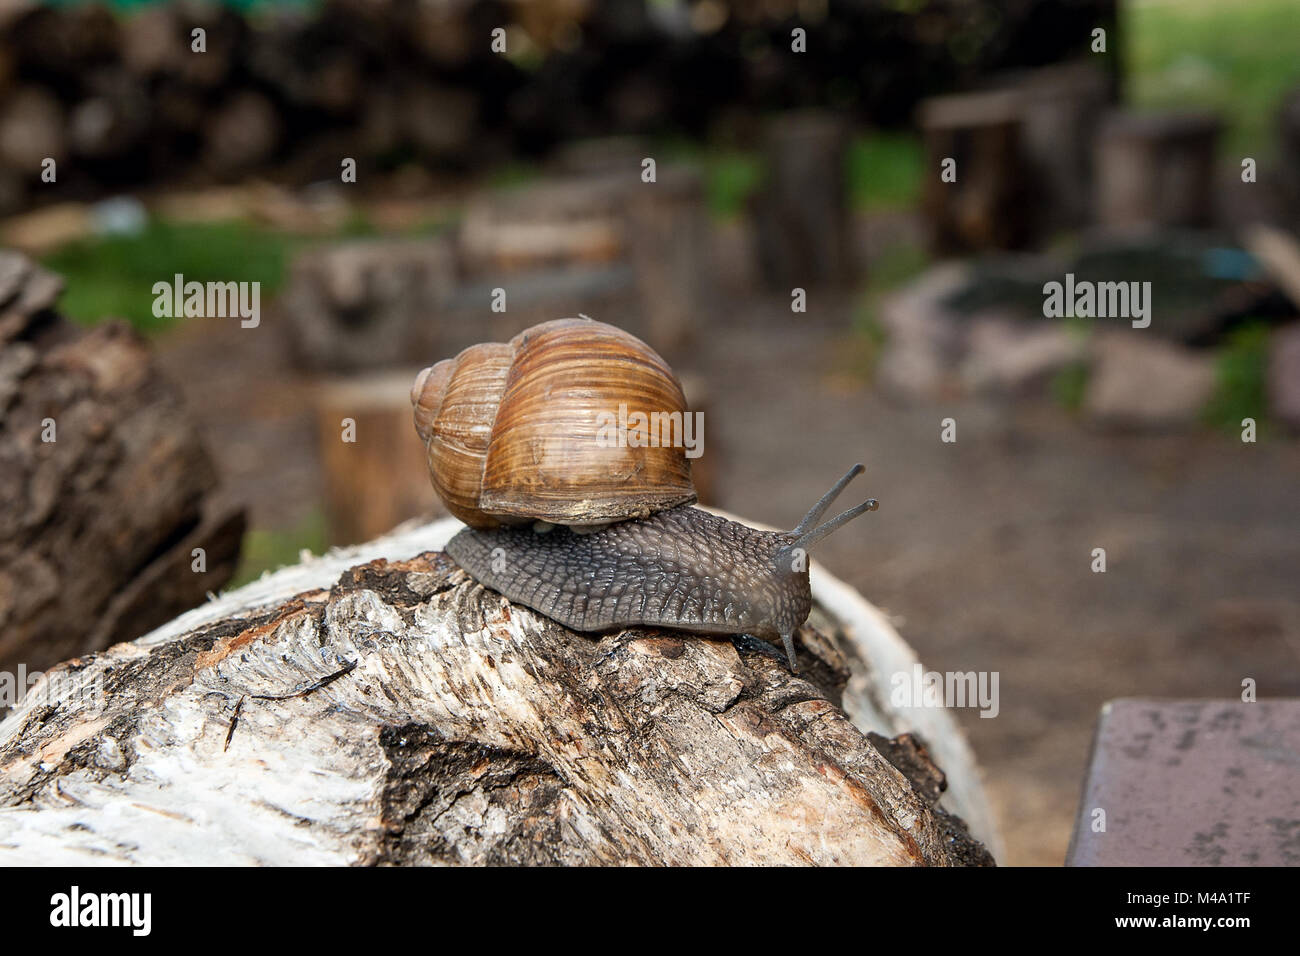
920 89 1033 254
279 167 709 371
917 61 1116 254
1096 111 1222 231
0 515 999 865
0 0 1117 214
0 251 244 673
277 237 459 371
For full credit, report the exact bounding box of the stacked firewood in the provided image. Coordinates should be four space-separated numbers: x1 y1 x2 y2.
0 0 1117 214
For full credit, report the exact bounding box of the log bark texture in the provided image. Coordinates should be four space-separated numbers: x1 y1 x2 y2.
0 516 998 866
0 251 244 673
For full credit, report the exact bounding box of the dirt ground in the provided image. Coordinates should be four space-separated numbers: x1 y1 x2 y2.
153 224 1300 868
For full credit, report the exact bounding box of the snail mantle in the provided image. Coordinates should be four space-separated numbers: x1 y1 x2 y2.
0 516 999 866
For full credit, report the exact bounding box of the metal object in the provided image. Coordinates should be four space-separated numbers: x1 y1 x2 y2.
1067 698 1300 866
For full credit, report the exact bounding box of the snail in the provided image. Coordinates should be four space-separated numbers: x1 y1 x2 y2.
411 317 878 671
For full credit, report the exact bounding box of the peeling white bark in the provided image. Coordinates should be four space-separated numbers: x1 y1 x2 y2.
0 515 999 865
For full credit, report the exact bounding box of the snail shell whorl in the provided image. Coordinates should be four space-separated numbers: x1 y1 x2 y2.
412 317 697 529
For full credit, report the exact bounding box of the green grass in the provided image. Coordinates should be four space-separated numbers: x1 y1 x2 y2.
661 129 923 220
1051 361 1091 412
847 132 923 211
654 139 764 220
1204 322 1270 433
702 150 766 220
228 510 330 590
867 240 930 290
42 220 302 334
485 159 546 192
1125 0 1300 159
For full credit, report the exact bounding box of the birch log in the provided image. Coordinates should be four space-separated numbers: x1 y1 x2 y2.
0 515 999 866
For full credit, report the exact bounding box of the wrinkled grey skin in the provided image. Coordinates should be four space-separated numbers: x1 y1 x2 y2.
445 506 812 668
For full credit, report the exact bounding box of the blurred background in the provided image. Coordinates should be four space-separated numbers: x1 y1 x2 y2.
1 0 1299 865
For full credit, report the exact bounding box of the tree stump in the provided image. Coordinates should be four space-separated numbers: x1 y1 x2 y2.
1095 111 1221 230
456 171 705 354
0 516 998 866
277 238 458 372
0 251 245 673
752 110 854 287
995 61 1113 232
919 90 1033 254
314 371 446 546
625 165 709 350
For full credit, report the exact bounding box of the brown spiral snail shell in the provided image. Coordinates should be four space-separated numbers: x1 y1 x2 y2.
411 317 877 671
411 317 696 530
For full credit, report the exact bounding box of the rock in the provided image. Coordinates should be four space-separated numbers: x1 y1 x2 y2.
961 313 1089 394
1268 323 1300 429
1084 333 1216 427
876 263 970 398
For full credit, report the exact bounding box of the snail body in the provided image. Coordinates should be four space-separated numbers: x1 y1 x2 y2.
414 318 877 671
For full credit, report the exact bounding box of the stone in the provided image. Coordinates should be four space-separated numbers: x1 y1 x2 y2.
1268 323 1300 429
961 313 1088 394
1084 332 1216 427
1068 699 1300 866
876 263 970 398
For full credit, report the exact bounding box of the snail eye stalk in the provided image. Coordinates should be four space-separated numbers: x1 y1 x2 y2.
781 464 878 561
